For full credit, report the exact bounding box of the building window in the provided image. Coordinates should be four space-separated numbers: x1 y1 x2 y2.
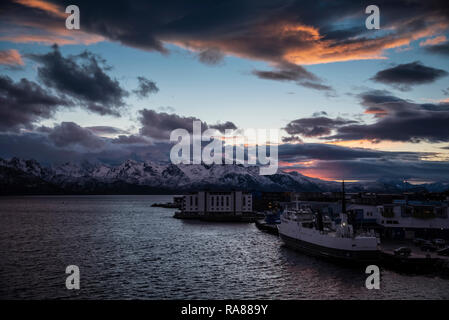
226 197 229 207
413 206 435 219
211 196 214 206
243 196 246 206
195 197 198 206
436 207 447 218
382 206 394 218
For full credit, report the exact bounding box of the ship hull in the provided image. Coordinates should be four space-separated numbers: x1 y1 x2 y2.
279 233 380 264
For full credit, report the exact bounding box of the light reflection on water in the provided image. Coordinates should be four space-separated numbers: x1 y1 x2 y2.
0 195 448 299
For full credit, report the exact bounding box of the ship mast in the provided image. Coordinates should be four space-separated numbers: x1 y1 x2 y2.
404 178 408 206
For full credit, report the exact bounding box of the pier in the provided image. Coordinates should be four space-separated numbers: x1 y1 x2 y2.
379 240 449 275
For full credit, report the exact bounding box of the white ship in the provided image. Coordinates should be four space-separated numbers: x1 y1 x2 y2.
277 182 381 263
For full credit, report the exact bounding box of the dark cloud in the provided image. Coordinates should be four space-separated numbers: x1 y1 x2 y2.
357 90 408 119
36 126 53 133
133 76 159 98
425 42 449 56
112 135 149 144
364 106 389 118
371 61 448 91
0 131 172 166
3 0 449 71
48 122 106 149
326 91 449 143
44 0 447 63
252 62 333 91
86 126 128 135
284 116 358 137
359 89 406 108
300 81 334 92
3 130 446 182
277 143 446 182
198 48 224 65
253 63 317 82
139 109 238 140
209 121 237 132
329 113 449 143
0 124 446 183
358 89 417 118
319 25 366 41
139 109 203 140
443 87 449 95
278 143 410 161
0 75 70 131
282 158 449 182
0 132 82 165
282 90 449 143
3 0 449 95
27 45 128 117
281 136 303 143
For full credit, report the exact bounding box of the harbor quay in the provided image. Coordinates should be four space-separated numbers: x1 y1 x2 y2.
171 189 449 274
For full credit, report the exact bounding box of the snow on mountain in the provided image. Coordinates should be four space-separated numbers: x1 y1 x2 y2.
0 157 448 194
1 157 52 177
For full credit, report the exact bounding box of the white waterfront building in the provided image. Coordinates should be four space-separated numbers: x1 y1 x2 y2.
375 201 449 234
181 191 252 215
347 202 449 239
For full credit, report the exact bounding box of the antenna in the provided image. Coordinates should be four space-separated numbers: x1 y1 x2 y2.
342 180 346 214
404 178 408 206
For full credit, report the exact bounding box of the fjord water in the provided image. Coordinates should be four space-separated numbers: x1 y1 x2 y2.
1 195 448 299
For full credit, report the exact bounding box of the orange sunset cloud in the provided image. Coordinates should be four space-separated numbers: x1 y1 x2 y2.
2 0 103 45
0 49 24 66
14 0 66 18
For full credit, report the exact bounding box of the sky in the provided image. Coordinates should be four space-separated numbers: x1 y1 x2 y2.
0 0 449 183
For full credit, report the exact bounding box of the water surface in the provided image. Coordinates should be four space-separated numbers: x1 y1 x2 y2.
1 195 448 299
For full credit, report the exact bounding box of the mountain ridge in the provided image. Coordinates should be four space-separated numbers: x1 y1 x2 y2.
0 157 447 195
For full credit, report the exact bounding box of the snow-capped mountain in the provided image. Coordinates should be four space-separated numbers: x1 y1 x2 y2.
0 157 331 194
0 157 447 194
